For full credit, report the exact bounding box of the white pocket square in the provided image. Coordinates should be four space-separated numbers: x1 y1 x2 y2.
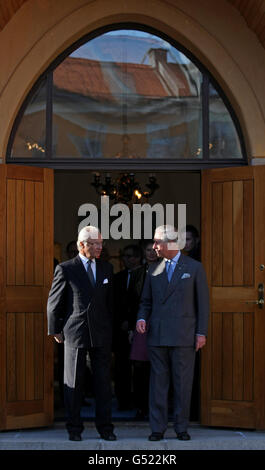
103 278 109 284
181 273 191 279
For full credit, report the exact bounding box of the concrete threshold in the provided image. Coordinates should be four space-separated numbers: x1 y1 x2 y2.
1 422 265 450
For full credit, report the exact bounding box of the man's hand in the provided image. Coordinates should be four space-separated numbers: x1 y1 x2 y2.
54 333 64 343
136 320 146 334
196 335 206 352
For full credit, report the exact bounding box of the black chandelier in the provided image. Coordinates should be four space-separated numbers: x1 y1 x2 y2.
91 172 159 205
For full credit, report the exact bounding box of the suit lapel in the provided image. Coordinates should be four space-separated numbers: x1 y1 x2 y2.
153 259 168 297
95 259 104 288
163 253 187 302
72 255 95 293
73 257 106 290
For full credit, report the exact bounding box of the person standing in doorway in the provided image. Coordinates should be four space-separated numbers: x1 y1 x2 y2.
128 240 158 419
182 224 200 261
182 224 201 422
47 226 116 442
113 244 142 411
137 225 209 441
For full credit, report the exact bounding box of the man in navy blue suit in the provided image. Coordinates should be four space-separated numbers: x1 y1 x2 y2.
137 225 209 441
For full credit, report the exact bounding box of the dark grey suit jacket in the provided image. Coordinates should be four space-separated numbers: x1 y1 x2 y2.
137 254 209 347
47 255 114 348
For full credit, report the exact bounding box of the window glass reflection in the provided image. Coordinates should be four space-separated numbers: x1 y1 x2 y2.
209 83 242 159
9 28 245 162
52 30 203 159
11 79 47 158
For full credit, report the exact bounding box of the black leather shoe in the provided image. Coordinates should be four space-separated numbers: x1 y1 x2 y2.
148 432 164 441
176 431 191 441
100 431 117 441
69 432 82 441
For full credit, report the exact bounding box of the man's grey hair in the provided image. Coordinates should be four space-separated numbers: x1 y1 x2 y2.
77 225 101 250
154 225 178 242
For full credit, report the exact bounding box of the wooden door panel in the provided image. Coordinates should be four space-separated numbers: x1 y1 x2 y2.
201 165 265 429
210 401 256 428
0 164 54 430
6 312 44 402
7 178 44 286
211 179 254 287
211 311 254 402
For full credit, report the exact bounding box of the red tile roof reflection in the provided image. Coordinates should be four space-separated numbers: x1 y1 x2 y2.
53 57 193 100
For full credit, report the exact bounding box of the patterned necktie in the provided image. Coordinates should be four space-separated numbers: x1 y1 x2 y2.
166 260 175 282
86 259 95 287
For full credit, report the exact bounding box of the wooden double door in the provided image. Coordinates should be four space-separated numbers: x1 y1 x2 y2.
0 163 264 430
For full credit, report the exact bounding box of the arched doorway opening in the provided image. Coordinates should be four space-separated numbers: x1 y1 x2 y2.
3 25 264 433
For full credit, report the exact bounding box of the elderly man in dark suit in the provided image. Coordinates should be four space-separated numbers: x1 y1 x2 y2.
137 225 209 441
47 226 116 442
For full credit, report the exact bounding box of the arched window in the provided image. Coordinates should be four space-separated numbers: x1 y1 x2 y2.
7 26 246 166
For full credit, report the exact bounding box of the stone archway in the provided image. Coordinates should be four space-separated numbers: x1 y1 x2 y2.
0 0 265 161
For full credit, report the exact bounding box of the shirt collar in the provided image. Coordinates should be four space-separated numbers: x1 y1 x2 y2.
165 251 181 264
79 253 95 263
